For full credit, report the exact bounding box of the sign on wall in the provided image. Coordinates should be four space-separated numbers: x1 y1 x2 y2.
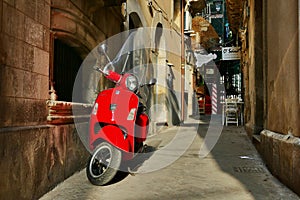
222 47 241 60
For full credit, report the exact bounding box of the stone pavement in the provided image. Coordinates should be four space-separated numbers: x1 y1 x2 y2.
40 116 299 200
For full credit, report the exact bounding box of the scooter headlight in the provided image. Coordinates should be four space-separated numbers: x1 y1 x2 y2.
125 75 139 91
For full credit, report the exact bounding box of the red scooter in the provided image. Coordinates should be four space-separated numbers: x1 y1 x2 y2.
86 43 156 186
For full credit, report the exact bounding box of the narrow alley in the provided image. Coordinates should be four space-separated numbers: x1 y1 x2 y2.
40 116 299 200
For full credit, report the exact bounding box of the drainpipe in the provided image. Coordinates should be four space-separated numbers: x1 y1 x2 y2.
181 0 186 122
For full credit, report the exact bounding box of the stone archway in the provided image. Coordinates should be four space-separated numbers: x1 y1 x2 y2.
48 1 125 123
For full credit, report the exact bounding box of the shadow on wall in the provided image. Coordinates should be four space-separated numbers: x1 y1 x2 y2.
166 89 181 126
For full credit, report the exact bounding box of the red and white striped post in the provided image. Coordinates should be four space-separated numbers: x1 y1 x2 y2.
211 83 218 114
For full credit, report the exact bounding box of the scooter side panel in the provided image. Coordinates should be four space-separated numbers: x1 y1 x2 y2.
90 88 138 153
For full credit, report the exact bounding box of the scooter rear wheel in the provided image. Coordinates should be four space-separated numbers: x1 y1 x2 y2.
86 142 122 186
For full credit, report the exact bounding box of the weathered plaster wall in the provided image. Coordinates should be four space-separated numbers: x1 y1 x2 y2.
244 0 256 135
266 0 300 137
244 0 300 196
260 0 300 196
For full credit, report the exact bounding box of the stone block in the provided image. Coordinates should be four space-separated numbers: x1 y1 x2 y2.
32 75 42 100
0 66 3 95
12 67 25 97
40 75 49 99
25 16 43 48
65 124 89 178
1 66 24 97
31 99 48 124
0 97 17 127
45 0 50 5
13 98 32 126
21 98 33 125
23 71 35 98
31 74 49 101
0 34 4 65
0 1 2 33
33 47 49 76
3 3 25 40
1 34 23 69
272 136 280 177
23 71 48 101
43 27 50 52
51 12 76 34
22 43 34 71
0 131 22 199
12 98 47 126
15 0 36 19
47 126 67 181
261 130 300 196
279 138 294 187
19 128 51 199
292 143 300 196
3 0 14 6
36 0 50 27
260 131 273 170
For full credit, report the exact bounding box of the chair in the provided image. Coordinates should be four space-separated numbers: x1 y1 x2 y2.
225 99 239 126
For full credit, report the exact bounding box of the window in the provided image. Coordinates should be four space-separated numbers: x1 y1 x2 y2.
53 39 82 102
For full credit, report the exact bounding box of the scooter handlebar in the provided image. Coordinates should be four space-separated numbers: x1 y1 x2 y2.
93 65 103 73
93 65 121 83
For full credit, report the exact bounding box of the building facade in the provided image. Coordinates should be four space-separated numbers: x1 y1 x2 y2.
0 0 190 198
238 0 300 195
126 0 189 129
0 0 126 199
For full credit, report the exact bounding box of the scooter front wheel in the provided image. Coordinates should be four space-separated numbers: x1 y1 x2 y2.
86 142 122 186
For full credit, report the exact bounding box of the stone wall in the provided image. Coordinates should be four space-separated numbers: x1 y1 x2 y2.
265 0 300 137
260 130 300 196
0 0 124 199
242 0 300 196
0 125 88 199
260 0 300 195
0 0 50 127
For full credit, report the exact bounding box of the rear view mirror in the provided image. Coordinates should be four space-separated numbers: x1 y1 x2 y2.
98 44 108 54
148 78 157 86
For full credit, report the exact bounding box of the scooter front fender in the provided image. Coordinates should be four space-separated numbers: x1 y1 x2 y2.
91 125 134 153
